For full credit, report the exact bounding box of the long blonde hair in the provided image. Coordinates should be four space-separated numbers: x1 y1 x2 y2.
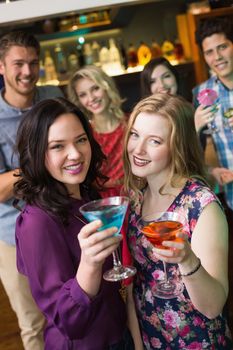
67 65 124 121
123 93 208 203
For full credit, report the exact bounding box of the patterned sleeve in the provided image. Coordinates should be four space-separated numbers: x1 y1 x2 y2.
186 184 221 237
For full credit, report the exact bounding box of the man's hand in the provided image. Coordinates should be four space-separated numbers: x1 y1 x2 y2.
211 167 233 185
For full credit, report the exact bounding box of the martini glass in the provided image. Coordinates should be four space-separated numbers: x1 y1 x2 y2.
79 196 136 282
203 103 219 135
197 89 219 135
137 211 185 299
223 108 233 131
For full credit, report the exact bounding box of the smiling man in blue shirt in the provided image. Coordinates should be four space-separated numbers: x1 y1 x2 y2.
193 17 233 212
0 31 63 349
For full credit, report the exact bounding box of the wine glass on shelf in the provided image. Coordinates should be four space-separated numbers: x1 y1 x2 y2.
79 196 137 282
136 211 185 299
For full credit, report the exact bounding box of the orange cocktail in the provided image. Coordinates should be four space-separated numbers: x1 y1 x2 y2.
141 220 183 249
136 211 185 299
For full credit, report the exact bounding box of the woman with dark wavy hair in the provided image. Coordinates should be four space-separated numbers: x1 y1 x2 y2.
140 57 180 99
14 98 134 350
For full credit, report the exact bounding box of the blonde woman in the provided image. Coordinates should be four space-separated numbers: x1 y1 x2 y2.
68 65 126 197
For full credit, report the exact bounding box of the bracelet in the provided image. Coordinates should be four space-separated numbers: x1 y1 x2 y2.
180 258 201 277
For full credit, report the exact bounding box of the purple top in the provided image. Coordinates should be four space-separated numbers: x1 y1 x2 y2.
15 199 127 350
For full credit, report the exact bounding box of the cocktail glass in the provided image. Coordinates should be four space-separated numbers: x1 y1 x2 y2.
79 196 137 282
203 103 219 135
137 211 185 299
223 108 233 131
197 88 219 135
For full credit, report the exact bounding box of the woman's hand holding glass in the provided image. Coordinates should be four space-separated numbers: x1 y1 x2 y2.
152 232 200 274
76 219 123 298
142 231 201 281
78 219 122 268
142 231 191 265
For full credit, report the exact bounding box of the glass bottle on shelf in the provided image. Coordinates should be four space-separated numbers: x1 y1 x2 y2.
76 43 85 68
174 38 184 61
99 42 110 74
137 41 152 66
68 50 79 73
161 39 176 62
54 43 68 80
92 41 101 66
109 38 121 63
150 39 162 59
44 50 57 82
117 38 128 70
127 43 138 68
39 60 46 85
83 43 93 65
108 38 123 74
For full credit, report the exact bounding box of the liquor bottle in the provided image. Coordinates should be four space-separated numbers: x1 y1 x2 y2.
83 43 93 65
76 43 85 68
161 39 175 61
68 51 79 73
92 41 101 66
137 41 152 66
150 39 162 59
174 39 184 61
127 43 138 68
99 43 110 74
54 44 68 79
44 50 57 82
117 38 128 70
108 38 123 74
39 60 46 84
109 38 121 64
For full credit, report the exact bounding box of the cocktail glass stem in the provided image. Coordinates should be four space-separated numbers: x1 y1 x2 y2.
112 250 122 268
204 121 218 134
104 247 136 281
163 261 168 282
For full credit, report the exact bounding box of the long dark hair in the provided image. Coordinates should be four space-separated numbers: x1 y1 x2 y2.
14 97 107 224
140 57 181 98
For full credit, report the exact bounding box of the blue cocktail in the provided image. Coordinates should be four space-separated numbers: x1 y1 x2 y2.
82 204 126 234
80 196 136 281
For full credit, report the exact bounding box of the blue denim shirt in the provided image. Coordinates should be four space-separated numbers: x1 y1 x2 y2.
0 85 63 245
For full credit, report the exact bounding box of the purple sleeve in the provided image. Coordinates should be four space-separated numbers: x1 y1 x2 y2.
16 209 104 340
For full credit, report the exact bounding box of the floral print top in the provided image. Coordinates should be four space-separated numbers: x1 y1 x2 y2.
128 178 233 349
